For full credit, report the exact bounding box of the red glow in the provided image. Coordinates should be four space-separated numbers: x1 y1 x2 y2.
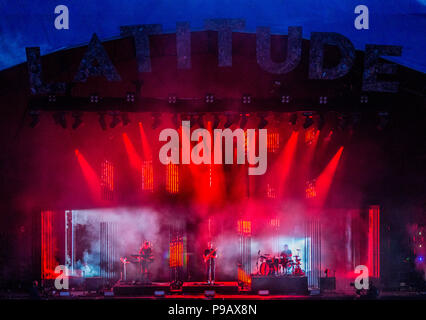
274 131 299 196
75 149 101 200
41 210 57 279
138 122 152 160
238 220 252 235
315 146 344 207
122 133 142 170
166 163 179 194
368 205 380 278
101 160 114 200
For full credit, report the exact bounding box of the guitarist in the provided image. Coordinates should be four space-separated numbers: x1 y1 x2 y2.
139 241 153 280
203 242 217 285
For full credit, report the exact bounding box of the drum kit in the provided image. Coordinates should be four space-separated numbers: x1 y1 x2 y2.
256 249 305 276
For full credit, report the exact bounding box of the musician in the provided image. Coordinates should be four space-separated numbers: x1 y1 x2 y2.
280 244 292 258
139 241 153 279
203 242 217 285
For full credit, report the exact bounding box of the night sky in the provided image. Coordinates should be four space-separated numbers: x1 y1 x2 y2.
0 0 425 72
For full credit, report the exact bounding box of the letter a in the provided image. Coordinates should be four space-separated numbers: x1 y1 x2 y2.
354 265 369 289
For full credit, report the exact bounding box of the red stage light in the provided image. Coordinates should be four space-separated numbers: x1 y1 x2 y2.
315 146 344 207
75 149 101 201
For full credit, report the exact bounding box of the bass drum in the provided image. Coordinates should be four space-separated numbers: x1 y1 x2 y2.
259 262 270 275
259 262 277 275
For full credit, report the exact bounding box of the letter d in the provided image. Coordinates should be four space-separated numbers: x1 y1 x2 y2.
54 265 69 290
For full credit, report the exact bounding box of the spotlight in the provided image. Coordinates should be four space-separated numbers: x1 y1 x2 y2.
90 94 100 104
29 110 40 128
110 112 121 128
152 113 162 129
53 111 67 129
224 113 235 128
319 96 328 104
337 114 349 131
240 113 249 129
242 94 251 104
168 95 177 104
281 95 290 104
121 113 130 126
258 113 268 129
71 111 83 130
213 114 220 129
48 95 56 103
289 113 298 126
126 92 135 103
98 112 107 130
303 112 314 129
197 113 205 129
205 94 214 104
317 113 325 131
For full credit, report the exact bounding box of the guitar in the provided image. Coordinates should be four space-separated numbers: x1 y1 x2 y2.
203 249 217 263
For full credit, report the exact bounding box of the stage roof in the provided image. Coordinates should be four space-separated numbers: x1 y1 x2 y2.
0 0 425 73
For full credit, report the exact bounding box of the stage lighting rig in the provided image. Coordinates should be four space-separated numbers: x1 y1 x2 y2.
258 113 268 129
240 113 249 129
110 111 121 128
126 92 135 103
317 113 325 131
53 111 67 129
303 112 314 129
205 94 215 104
168 95 177 104
224 112 236 128
98 112 107 130
213 113 220 129
289 113 298 126
337 114 350 130
319 96 328 104
71 111 83 130
242 94 252 104
89 93 100 104
281 95 290 104
152 113 162 129
122 113 130 126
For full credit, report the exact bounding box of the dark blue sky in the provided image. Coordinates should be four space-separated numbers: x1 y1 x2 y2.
0 0 425 72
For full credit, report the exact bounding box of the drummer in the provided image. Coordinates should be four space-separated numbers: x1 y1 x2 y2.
280 244 292 258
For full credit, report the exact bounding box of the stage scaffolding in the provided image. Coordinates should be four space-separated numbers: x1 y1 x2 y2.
100 221 118 281
305 219 322 289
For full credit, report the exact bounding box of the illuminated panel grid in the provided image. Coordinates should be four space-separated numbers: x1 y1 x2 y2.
41 210 57 279
237 220 252 236
270 218 280 228
166 163 179 194
368 205 380 278
141 160 154 192
305 179 317 199
101 160 114 200
266 183 276 199
169 237 184 268
267 132 280 153
238 266 252 286
305 127 317 145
